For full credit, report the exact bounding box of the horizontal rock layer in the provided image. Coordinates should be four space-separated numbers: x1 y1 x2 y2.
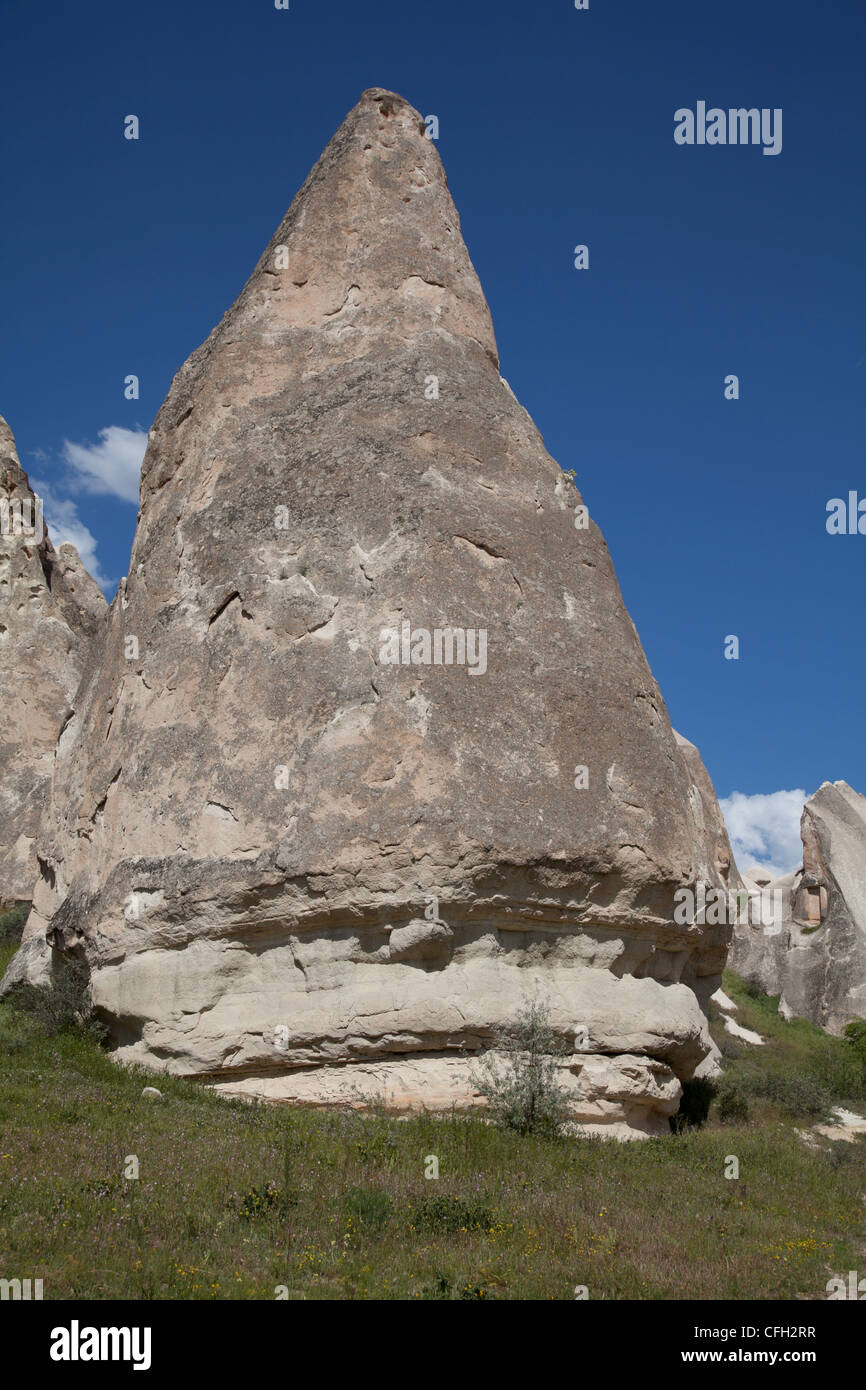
216 1053 683 1141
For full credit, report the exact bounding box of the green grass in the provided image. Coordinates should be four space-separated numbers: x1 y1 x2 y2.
0 951 864 1300
712 970 866 1117
0 904 28 978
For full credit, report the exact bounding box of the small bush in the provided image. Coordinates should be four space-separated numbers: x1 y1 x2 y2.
805 1039 864 1103
421 1272 455 1300
843 1018 866 1085
234 1182 296 1221
471 997 571 1139
354 1130 399 1167
408 1194 494 1234
343 1186 391 1229
82 1177 123 1201
0 903 29 942
827 1141 855 1169
726 1070 832 1120
13 957 107 1043
716 1085 750 1124
418 1270 493 1300
758 1072 832 1118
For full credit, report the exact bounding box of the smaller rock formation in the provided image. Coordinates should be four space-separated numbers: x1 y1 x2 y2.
0 415 107 907
729 781 866 1032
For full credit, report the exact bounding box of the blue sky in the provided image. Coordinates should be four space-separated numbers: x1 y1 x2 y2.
2 0 863 869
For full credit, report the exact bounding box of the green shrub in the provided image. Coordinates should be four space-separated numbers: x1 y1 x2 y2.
408 1194 494 1234
729 1070 832 1120
419 1270 494 1300
716 1085 750 1124
843 1019 866 1084
758 1072 832 1118
805 1039 864 1103
827 1140 855 1169
471 997 571 1138
234 1181 296 1221
0 903 29 941
343 1185 391 1229
82 1177 123 1200
421 1272 454 1299
12 957 107 1043
353 1129 399 1167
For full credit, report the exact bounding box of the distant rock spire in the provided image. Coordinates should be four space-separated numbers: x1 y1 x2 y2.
730 780 866 1033
0 414 106 906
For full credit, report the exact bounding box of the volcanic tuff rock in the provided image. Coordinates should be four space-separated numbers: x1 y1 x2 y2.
730 781 866 1033
0 416 107 907
674 730 743 896
3 90 734 1136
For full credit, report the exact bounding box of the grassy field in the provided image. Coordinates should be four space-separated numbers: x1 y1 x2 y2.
1 910 865 1300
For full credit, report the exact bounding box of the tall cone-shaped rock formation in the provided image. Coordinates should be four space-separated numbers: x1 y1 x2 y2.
0 416 107 906
3 91 733 1135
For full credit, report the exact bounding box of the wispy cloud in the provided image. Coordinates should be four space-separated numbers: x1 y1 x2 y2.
61 426 147 504
720 788 808 879
31 478 112 591
27 424 147 593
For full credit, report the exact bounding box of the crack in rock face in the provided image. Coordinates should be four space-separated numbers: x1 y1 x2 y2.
1 89 735 1137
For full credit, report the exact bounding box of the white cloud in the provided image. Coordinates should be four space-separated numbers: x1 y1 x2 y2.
61 426 147 504
31 478 112 592
25 423 146 595
720 788 808 879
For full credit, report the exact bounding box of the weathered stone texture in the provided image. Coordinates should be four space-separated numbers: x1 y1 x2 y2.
0 416 106 906
729 781 866 1032
2 91 735 1134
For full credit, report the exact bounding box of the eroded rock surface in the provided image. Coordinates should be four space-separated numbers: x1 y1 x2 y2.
729 781 866 1033
2 90 733 1135
674 730 743 913
0 416 106 906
